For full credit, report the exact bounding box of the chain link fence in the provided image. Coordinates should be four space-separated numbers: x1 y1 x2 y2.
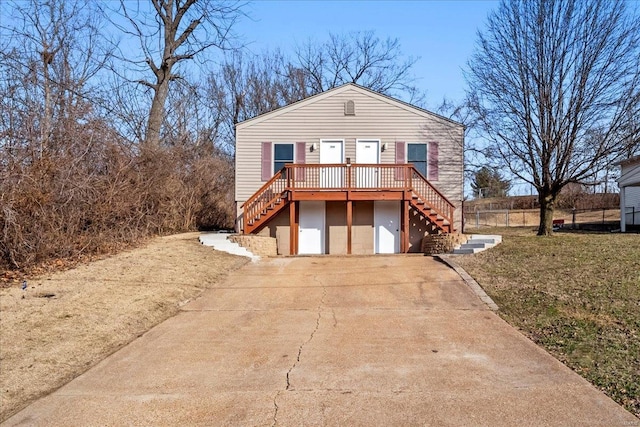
464 208 622 229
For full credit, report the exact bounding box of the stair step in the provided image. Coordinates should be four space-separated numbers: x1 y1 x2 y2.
470 234 503 243
453 247 484 254
462 242 490 249
466 239 497 245
451 234 502 255
244 195 291 233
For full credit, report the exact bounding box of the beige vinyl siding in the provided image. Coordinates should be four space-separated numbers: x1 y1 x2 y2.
236 84 464 230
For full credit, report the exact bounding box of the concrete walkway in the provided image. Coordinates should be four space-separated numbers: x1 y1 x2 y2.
4 256 636 426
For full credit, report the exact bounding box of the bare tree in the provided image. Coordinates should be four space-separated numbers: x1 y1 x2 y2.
204 50 308 149
0 0 242 271
295 31 423 102
466 0 640 235
112 0 244 148
0 0 110 159
203 32 425 150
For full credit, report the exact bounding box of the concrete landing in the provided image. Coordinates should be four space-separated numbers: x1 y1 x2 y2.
198 232 260 262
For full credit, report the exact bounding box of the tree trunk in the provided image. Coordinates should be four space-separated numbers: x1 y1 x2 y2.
145 79 170 149
42 56 52 159
537 192 556 236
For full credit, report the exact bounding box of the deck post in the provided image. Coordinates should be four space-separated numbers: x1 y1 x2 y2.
243 211 248 235
347 200 353 254
289 201 297 255
402 200 410 253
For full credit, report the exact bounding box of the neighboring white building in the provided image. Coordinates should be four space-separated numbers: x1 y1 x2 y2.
617 156 640 232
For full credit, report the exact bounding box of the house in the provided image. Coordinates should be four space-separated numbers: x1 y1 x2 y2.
618 155 640 232
235 83 464 255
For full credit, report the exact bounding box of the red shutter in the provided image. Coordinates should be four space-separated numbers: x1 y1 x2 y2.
428 141 439 181
295 142 306 181
261 142 272 181
395 141 405 180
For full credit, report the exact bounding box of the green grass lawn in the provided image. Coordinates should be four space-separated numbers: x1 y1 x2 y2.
455 227 640 417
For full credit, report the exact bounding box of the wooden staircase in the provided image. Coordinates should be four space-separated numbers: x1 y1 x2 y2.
242 164 455 235
242 170 290 234
407 167 454 233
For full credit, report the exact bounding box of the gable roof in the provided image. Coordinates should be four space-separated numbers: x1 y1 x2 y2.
616 155 640 167
235 83 464 130
618 155 640 187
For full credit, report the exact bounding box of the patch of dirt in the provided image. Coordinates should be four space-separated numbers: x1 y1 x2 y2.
0 233 249 421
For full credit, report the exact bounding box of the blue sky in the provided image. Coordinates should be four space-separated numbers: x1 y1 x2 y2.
235 0 499 108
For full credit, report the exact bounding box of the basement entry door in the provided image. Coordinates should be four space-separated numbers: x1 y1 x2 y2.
298 201 325 254
374 200 400 254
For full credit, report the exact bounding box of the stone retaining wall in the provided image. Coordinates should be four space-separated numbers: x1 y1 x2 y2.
230 233 466 257
421 233 467 255
228 235 278 258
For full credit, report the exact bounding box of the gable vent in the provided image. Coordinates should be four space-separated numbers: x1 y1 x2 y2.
344 100 355 116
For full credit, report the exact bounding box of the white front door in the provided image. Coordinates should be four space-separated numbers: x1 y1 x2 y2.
320 140 343 187
298 201 325 254
356 139 380 188
374 201 400 254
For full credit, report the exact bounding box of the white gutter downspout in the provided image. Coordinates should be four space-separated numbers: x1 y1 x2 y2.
620 185 626 233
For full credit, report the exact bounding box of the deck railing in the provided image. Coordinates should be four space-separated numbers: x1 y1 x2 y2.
242 163 455 233
241 170 287 232
284 163 411 190
409 167 455 224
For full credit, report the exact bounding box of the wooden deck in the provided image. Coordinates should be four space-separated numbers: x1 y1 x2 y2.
241 163 456 254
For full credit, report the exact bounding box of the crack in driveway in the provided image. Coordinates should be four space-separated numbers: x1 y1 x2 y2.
285 276 326 391
271 390 280 427
273 276 327 425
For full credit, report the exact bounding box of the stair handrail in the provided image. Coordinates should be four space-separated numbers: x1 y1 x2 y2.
242 167 288 232
409 166 455 228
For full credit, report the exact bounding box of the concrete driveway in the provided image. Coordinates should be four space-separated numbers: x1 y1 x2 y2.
4 256 636 426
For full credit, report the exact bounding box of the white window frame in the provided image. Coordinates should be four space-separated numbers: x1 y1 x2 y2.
406 142 428 177
273 142 295 174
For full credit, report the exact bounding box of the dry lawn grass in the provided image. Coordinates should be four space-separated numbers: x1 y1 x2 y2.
455 227 640 417
0 233 248 421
